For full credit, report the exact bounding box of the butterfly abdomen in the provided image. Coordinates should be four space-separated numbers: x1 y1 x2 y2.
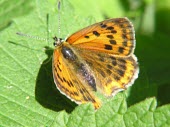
61 45 97 91
79 63 96 91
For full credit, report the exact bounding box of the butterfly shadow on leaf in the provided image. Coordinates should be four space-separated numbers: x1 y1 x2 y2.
35 46 77 113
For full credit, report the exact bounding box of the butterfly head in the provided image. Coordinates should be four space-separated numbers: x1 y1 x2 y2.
53 36 64 47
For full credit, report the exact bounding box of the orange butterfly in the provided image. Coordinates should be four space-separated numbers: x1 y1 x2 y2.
52 17 139 109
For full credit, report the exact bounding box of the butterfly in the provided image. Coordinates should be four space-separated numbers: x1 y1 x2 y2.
52 17 139 109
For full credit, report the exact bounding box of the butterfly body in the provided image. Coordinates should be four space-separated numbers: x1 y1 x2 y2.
52 18 139 109
60 43 97 91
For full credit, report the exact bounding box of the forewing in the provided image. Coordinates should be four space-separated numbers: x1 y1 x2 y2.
52 48 101 109
67 17 135 56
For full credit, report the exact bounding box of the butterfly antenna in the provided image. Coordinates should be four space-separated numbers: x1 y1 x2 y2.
53 0 63 46
58 0 61 39
16 32 47 41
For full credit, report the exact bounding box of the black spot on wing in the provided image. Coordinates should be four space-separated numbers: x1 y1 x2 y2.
118 47 124 53
57 64 62 72
109 40 116 45
106 26 114 30
119 64 127 70
98 54 105 62
106 69 112 75
54 66 63 82
100 23 107 28
118 59 127 64
123 41 127 46
110 56 117 66
63 77 66 82
111 30 117 34
93 31 100 37
114 75 121 81
107 35 114 39
117 69 125 77
97 68 106 78
122 34 127 39
104 44 112 50
73 92 79 96
84 35 89 38
107 64 112 69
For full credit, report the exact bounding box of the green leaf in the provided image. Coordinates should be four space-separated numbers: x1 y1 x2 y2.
0 0 170 126
51 111 69 127
51 97 170 127
0 0 34 30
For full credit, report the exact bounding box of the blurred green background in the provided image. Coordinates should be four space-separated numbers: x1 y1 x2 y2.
0 0 170 126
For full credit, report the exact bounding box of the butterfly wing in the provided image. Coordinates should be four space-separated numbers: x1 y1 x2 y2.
66 17 138 96
76 50 139 96
52 47 101 109
67 17 135 56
